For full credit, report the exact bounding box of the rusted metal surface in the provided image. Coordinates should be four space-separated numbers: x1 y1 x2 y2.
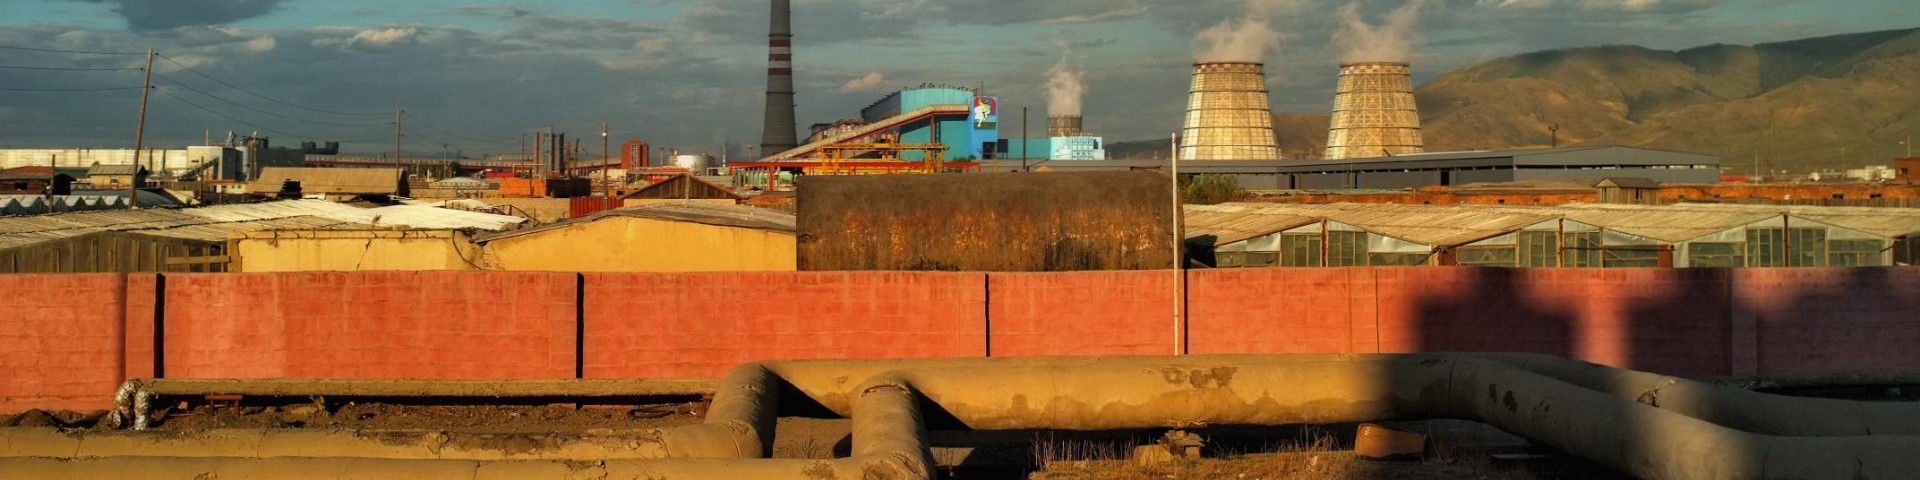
797 171 1176 271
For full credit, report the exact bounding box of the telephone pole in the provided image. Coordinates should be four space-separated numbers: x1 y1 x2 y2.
129 48 154 210
394 108 404 176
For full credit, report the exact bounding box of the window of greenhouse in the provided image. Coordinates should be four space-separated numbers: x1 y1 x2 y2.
1564 232 1602 268
1242 252 1279 268
1828 239 1883 267
1327 231 1367 267
1456 247 1518 267
1518 231 1559 267
1689 242 1746 268
1603 247 1662 267
1747 228 1786 267
1369 253 1430 266
1217 252 1245 268
1280 234 1322 267
1788 228 1827 267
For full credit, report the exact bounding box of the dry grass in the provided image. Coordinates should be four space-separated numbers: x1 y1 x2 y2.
1028 431 1540 480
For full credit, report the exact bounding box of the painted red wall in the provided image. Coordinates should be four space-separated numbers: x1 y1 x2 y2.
0 274 127 413
159 272 576 380
4 267 1918 413
584 272 986 379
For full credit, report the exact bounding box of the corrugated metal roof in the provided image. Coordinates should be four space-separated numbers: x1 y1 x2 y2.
1183 204 1318 246
476 202 794 243
249 167 402 195
1659 203 1920 238
1191 202 1920 246
0 199 527 250
1213 203 1557 247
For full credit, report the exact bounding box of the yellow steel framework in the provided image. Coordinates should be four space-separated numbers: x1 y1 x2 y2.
810 142 950 175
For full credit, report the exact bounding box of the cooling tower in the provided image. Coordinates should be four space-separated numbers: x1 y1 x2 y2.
759 0 798 155
1324 62 1423 160
1179 62 1280 161
1048 115 1083 137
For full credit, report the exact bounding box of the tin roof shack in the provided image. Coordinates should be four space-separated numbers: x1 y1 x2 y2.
248 167 406 201
228 229 484 273
798 171 1177 271
620 174 744 207
475 203 796 272
0 167 74 195
83 164 148 189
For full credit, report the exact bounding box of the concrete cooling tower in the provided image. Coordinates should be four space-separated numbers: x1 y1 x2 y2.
1048 115 1084 137
1324 62 1423 160
1179 63 1280 161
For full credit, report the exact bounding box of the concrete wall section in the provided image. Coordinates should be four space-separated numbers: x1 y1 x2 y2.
0 274 127 413
986 271 1177 357
160 272 576 379
1186 268 1360 355
584 272 986 379
1733 268 1920 376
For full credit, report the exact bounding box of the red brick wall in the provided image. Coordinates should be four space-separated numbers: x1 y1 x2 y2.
160 272 575 379
583 272 986 379
1187 268 1361 355
0 274 127 413
987 271 1178 357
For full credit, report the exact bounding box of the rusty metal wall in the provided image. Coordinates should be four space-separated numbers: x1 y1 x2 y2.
797 171 1176 271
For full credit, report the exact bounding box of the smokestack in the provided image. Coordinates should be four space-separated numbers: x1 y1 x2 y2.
1047 115 1083 137
760 0 798 156
1179 62 1279 161
1324 62 1423 160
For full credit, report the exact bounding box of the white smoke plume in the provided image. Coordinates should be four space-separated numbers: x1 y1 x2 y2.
1195 0 1301 63
1334 0 1428 63
1045 49 1085 117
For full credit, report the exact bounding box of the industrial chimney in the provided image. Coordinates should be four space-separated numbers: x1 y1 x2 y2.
1324 62 1423 160
759 0 798 157
1179 62 1280 161
1047 115 1083 137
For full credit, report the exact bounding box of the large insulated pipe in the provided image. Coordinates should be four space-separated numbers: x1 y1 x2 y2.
16 355 1920 480
760 0 799 155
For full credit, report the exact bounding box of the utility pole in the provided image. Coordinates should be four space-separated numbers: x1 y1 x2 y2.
1169 131 1183 356
394 109 404 176
47 154 56 215
129 48 153 210
1021 107 1029 172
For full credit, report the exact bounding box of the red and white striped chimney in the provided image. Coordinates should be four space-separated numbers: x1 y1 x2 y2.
760 0 798 157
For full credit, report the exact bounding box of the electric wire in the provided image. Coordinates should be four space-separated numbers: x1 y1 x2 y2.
0 64 141 71
0 86 146 92
155 54 386 117
153 74 392 128
401 111 514 146
0 44 146 55
156 88 347 141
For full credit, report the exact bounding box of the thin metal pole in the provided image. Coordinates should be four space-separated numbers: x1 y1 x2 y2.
1170 132 1183 356
130 48 154 210
394 109 404 175
1021 107 1028 172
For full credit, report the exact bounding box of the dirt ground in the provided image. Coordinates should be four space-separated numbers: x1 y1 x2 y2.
0 405 1619 479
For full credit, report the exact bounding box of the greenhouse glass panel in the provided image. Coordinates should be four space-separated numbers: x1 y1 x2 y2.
1604 247 1661 268
1688 242 1746 268
1368 253 1429 267
1747 228 1785 267
1243 252 1280 268
1828 239 1884 267
1518 231 1558 267
1280 234 1322 267
1217 252 1245 268
1564 232 1602 268
1327 231 1367 267
1456 247 1518 267
1788 228 1827 267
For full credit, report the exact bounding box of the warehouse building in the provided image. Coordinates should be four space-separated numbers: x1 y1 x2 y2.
1036 146 1721 189
857 85 998 162
474 203 796 272
1189 202 1920 268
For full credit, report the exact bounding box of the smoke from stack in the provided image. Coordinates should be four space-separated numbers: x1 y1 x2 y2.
1324 1 1427 160
1046 49 1085 137
1333 0 1427 64
1194 0 1299 63
760 0 798 157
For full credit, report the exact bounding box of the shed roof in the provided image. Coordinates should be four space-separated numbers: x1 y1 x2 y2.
1595 177 1661 189
620 174 742 200
476 202 793 243
0 167 67 181
1215 203 1558 247
1183 204 1318 246
0 199 526 250
250 167 403 195
85 164 147 176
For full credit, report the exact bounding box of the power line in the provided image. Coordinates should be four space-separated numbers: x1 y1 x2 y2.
0 86 147 92
156 88 345 141
155 54 387 117
0 64 141 71
0 44 146 55
153 74 392 128
401 111 512 145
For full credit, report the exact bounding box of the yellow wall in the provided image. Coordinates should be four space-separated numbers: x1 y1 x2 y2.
622 198 737 208
232 230 480 273
483 217 795 272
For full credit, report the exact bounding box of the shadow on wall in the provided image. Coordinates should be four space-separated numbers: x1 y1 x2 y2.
1735 268 1920 377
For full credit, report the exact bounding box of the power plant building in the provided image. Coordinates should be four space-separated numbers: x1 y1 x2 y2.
1325 62 1425 160
1179 62 1281 161
858 86 999 161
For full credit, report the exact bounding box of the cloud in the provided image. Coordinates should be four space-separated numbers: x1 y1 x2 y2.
839 72 888 92
69 0 289 31
1041 5 1153 25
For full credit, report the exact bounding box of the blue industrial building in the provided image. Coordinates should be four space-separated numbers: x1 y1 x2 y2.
859 86 998 162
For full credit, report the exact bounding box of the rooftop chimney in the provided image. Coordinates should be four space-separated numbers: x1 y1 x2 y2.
1325 62 1423 160
1179 62 1280 161
760 0 798 157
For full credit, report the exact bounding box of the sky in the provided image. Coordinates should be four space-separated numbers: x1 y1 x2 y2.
0 0 1913 158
